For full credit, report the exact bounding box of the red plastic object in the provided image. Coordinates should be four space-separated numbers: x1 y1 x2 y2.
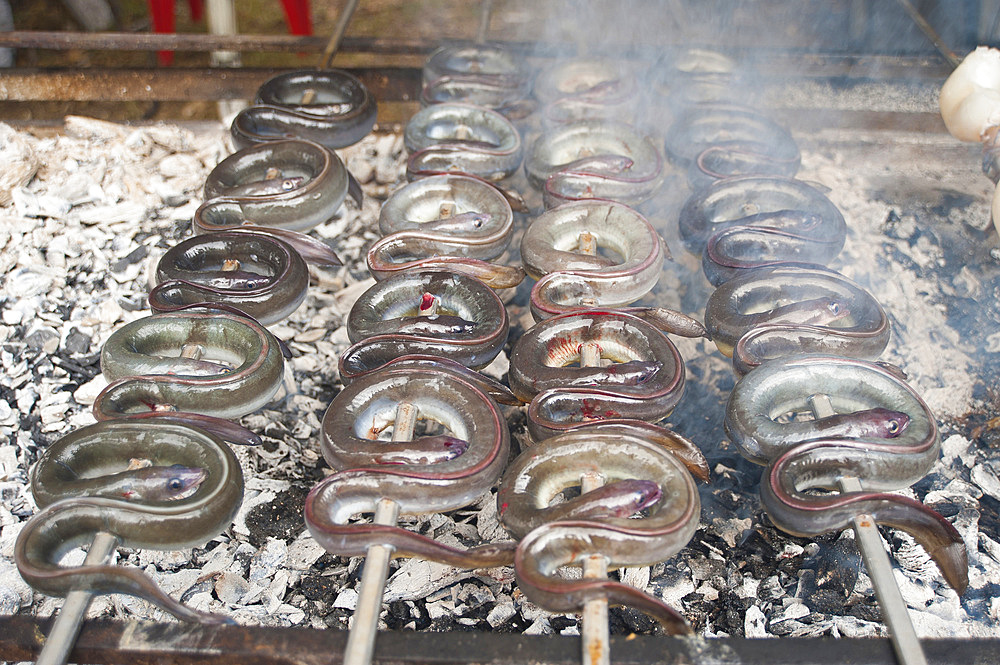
147 0 312 66
149 0 176 65
279 0 312 36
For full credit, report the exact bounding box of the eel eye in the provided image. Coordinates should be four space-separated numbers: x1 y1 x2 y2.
168 477 185 492
886 420 900 435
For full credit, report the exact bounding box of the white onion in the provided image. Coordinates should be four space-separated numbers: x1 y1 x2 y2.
940 46 1000 142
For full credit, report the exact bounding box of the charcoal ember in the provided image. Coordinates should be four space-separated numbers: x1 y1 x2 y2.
845 594 883 624
610 605 658 635
62 328 92 355
245 486 309 547
548 615 577 633
323 608 352 628
714 587 757 636
797 533 862 608
110 244 148 273
25 328 59 353
384 599 411 628
297 574 339 602
178 577 216 605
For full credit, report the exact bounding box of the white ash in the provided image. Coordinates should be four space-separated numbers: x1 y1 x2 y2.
0 111 998 647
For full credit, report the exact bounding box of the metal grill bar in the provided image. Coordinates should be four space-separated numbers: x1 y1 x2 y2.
0 67 420 102
0 31 432 54
0 616 996 665
0 32 954 79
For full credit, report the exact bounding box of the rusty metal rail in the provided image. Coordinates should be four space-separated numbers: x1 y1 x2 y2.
0 30 954 78
0 615 996 665
0 31 431 55
0 67 419 102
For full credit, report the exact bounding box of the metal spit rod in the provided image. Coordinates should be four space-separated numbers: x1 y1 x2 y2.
35 531 120 665
476 0 495 43
576 231 610 665
807 393 928 665
321 0 361 69
578 341 610 665
343 399 417 665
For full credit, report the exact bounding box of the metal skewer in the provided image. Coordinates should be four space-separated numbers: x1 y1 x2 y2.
205 0 245 120
577 331 610 665
476 0 494 44
36 531 119 665
807 393 928 665
894 0 960 68
342 400 416 665
320 0 360 69
580 467 609 665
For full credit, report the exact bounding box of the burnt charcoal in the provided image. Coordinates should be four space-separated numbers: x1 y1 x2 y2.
683 597 711 632
798 573 850 614
610 605 658 634
740 524 782 561
706 487 742 513
846 595 882 623
979 494 1000 534
63 328 92 355
111 244 148 272
548 615 577 632
409 599 432 630
458 603 493 623
929 189 976 219
742 552 777 580
49 354 100 384
245 486 308 547
385 600 410 628
430 614 478 633
54 302 73 320
800 535 861 598
493 610 534 634
687 554 726 583
25 328 58 352
687 530 731 559
233 545 254 573
922 497 963 519
715 588 755 636
313 552 342 572
323 609 351 628
179 578 215 604
962 581 1000 619
170 220 191 240
21 413 43 445
263 420 290 439
299 574 339 601
119 294 147 311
